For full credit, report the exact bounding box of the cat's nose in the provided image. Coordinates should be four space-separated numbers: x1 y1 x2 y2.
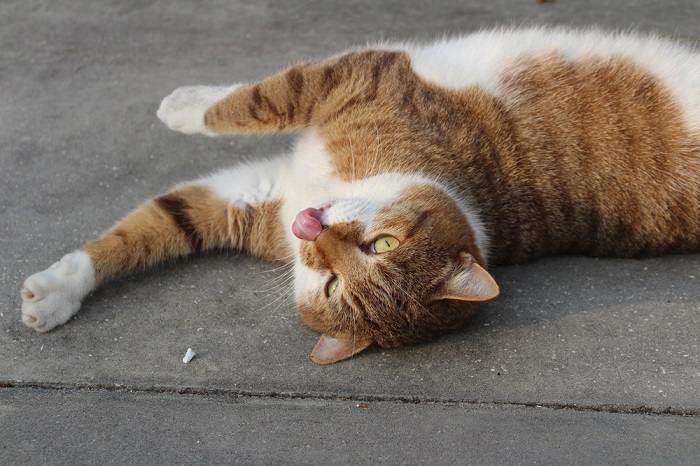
292 207 325 241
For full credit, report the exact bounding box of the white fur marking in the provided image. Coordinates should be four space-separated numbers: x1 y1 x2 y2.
21 251 96 332
157 84 241 136
198 156 290 207
294 261 328 300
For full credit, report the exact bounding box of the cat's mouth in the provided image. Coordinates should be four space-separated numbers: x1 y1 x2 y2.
292 207 326 241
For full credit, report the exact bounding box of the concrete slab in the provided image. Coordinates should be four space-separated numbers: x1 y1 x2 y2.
2 387 698 465
1 0 699 422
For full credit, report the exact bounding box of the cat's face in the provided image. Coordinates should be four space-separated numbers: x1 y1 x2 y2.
292 183 499 364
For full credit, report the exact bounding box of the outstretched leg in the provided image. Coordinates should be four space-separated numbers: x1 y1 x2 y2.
156 50 407 136
20 157 291 332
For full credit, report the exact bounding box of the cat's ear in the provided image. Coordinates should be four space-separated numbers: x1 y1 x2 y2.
435 252 499 302
309 334 373 365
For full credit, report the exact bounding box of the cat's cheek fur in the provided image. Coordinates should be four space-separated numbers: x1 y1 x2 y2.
293 261 328 299
157 84 241 135
20 251 96 332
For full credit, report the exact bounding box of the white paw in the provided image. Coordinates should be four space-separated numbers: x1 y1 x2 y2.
157 85 238 136
21 251 96 333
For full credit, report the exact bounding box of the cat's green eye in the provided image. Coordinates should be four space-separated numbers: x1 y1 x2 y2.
326 277 339 297
371 235 400 254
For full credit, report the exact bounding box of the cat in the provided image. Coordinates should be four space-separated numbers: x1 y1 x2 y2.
20 27 700 365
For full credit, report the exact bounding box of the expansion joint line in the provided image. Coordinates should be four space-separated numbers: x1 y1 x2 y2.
1 380 697 417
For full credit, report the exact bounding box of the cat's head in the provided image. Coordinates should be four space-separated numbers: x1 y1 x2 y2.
292 177 499 365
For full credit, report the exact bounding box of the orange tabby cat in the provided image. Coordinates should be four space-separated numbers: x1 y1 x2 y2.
20 28 700 364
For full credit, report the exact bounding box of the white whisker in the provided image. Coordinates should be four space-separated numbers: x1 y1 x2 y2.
348 135 357 182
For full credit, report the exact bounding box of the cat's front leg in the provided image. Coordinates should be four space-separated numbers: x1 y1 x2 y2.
157 85 240 135
20 157 292 332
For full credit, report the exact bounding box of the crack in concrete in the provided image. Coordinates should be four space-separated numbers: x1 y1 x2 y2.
1 380 697 417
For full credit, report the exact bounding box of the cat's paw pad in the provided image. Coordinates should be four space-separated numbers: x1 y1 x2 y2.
157 85 238 135
20 251 96 333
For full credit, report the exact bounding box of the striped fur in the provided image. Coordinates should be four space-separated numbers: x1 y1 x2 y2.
84 184 289 284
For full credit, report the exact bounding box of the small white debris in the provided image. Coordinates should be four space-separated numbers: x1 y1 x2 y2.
182 348 196 364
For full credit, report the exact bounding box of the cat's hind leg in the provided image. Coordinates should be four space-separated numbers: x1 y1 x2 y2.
157 50 407 136
21 158 291 332
157 85 240 136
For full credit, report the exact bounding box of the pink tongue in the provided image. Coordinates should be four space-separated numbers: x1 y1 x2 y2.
292 208 324 241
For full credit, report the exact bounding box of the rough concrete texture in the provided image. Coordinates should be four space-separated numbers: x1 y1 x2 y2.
1 0 699 464
2 388 699 465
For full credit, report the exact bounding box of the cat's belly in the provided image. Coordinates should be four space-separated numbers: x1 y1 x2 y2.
397 27 700 131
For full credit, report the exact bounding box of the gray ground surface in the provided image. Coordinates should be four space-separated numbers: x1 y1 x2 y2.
3 388 699 466
1 0 699 464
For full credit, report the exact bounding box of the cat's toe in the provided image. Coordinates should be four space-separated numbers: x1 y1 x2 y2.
21 294 80 332
157 85 237 136
21 306 43 328
21 300 46 330
21 283 42 303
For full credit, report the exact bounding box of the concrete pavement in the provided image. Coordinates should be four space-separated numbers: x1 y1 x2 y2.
3 388 699 465
1 0 699 464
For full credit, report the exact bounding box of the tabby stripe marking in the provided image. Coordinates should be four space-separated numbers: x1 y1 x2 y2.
155 193 203 251
286 67 305 99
